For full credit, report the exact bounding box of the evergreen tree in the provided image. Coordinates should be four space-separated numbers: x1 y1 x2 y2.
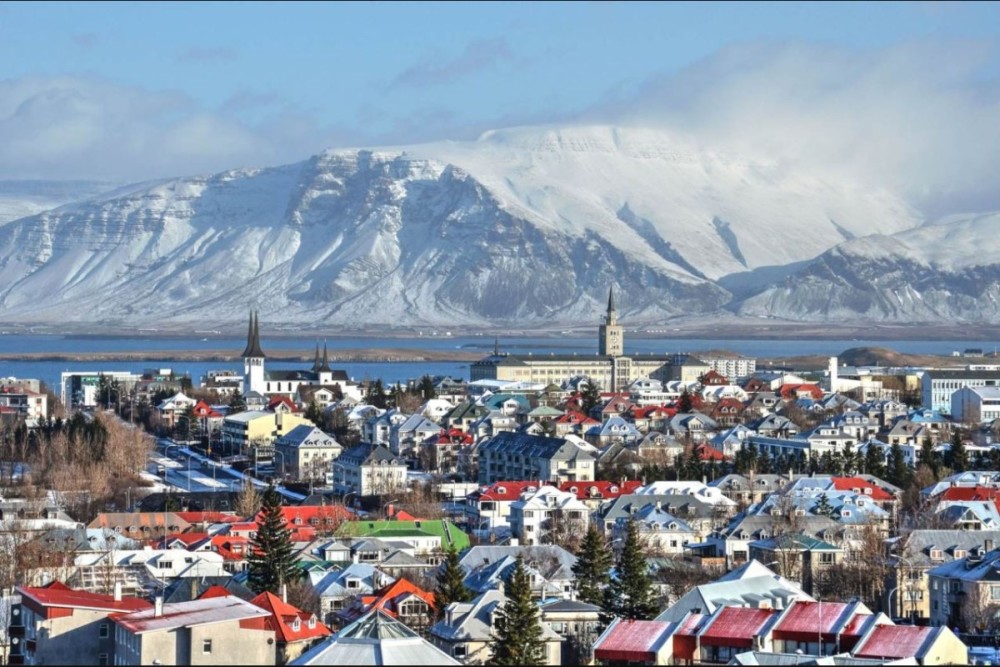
580 380 602 415
228 391 247 414
948 429 969 473
887 443 911 488
304 399 322 425
247 484 299 595
815 492 836 518
489 556 546 666
601 518 658 623
677 389 693 413
435 544 472 619
863 444 886 479
418 375 436 400
919 437 940 479
572 522 613 606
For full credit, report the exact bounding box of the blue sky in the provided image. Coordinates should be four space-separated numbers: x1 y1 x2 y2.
0 1 998 212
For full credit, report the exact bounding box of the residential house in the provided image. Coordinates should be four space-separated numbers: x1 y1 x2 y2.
331 444 407 497
927 542 1000 629
888 530 1000 622
477 432 596 485
156 392 197 429
429 589 562 664
458 545 577 601
538 598 603 663
389 414 440 459
273 425 342 483
9 582 151 666
335 578 436 632
508 486 589 546
249 591 331 665
748 533 844 596
463 481 549 538
308 564 395 625
110 591 275 665
615 503 697 555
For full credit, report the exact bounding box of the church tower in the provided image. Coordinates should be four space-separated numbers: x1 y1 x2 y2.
241 310 266 396
598 286 624 357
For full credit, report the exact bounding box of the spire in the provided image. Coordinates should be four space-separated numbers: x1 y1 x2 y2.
319 340 332 373
607 285 616 315
241 310 265 358
494 336 500 356
312 342 321 372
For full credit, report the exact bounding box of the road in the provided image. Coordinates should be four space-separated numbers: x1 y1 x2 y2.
153 439 306 501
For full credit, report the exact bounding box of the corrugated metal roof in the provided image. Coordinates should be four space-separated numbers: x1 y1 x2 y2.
699 607 775 647
594 619 672 662
18 582 151 614
854 625 937 659
111 595 270 634
773 601 849 637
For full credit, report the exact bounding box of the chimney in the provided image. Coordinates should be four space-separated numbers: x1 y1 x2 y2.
281 583 288 604
154 596 163 618
986 539 995 553
113 581 122 602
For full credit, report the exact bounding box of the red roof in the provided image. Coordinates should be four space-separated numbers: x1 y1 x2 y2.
558 480 643 500
939 485 1000 502
18 582 152 617
700 370 730 385
630 406 676 420
694 444 727 461
854 625 935 659
250 592 332 644
554 410 599 425
830 478 895 501
175 511 240 524
594 620 672 663
192 400 223 419
198 585 235 600
342 578 435 622
773 601 850 641
699 607 775 648
779 383 824 400
254 505 353 528
267 395 300 412
472 481 551 502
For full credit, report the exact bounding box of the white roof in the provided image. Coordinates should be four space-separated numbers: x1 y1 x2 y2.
113 595 270 634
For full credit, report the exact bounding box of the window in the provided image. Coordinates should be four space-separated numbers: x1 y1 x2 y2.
203 639 213 654
453 646 467 658
98 654 109 666
292 618 301 631
99 622 109 638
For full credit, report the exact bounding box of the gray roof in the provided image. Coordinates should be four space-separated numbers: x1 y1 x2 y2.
479 431 596 462
276 425 340 450
896 529 1000 568
337 443 400 466
459 545 576 582
291 609 460 665
598 494 719 523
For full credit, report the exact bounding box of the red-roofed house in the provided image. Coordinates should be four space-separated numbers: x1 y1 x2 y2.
694 443 727 462
250 591 332 664
710 398 746 427
830 476 897 505
696 606 777 663
770 600 874 655
267 395 301 413
336 578 436 632
700 370 730 386
559 479 643 510
10 581 151 666
110 593 276 665
779 384 824 400
852 624 968 665
252 505 354 541
464 480 554 536
593 619 675 664
552 409 601 437
629 405 676 432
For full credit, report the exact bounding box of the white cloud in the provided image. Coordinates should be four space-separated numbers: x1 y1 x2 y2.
595 40 1000 216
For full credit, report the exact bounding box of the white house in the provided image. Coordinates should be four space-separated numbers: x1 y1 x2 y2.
509 486 590 546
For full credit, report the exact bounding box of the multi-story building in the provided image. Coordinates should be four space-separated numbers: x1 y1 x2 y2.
10 582 151 666
701 356 757 381
273 425 342 482
0 386 48 421
331 443 407 497
928 540 1000 630
508 486 589 546
477 432 596 486
921 368 1000 414
220 410 314 452
951 385 1000 425
111 593 275 665
471 288 709 391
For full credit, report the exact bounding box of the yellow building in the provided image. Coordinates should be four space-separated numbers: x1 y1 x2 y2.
221 409 315 451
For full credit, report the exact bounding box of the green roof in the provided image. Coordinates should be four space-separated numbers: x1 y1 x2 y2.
337 519 471 551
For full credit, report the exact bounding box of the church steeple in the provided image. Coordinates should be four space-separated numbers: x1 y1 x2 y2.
241 310 265 359
311 342 321 372
318 340 332 373
606 286 617 325
598 285 623 357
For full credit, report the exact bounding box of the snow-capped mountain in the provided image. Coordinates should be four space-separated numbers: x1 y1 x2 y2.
0 124 977 329
736 212 1000 322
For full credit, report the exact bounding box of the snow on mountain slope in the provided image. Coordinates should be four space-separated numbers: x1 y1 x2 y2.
0 125 931 328
736 212 1000 322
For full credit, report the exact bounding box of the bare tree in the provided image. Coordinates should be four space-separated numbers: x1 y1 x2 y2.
235 478 264 519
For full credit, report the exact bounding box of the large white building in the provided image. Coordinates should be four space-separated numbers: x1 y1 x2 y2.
921 369 1000 414
951 386 1000 425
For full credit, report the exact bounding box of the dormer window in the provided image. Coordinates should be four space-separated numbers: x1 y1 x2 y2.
841 509 852 517
954 549 967 559
292 618 301 632
930 549 944 561
308 616 316 629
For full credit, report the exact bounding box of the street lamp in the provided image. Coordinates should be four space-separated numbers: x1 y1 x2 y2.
162 443 192 493
887 555 914 621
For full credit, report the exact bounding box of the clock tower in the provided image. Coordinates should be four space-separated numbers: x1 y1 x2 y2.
598 286 624 357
